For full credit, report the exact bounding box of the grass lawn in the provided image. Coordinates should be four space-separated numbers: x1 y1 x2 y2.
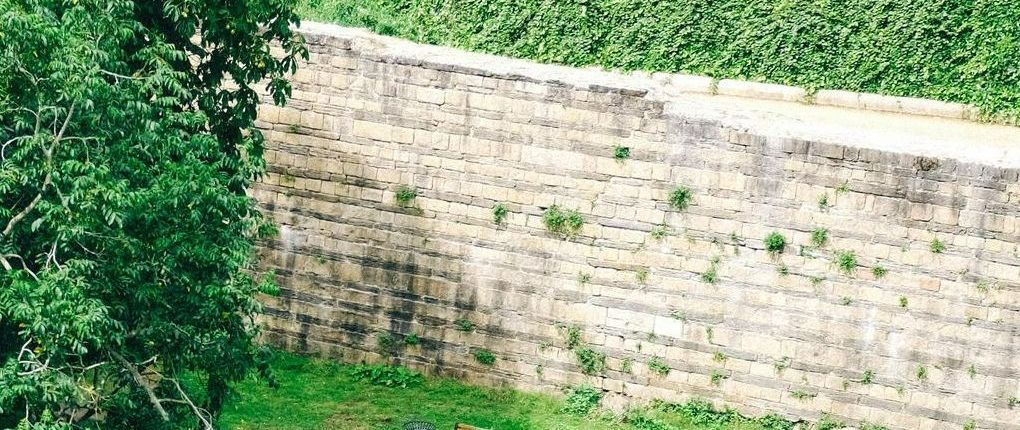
220 352 798 430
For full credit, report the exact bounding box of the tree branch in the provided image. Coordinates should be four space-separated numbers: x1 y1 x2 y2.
110 351 169 422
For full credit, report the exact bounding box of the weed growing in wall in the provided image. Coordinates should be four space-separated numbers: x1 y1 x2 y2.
777 264 790 276
492 202 509 225
816 415 846 430
835 181 851 195
712 352 727 363
403 333 420 346
764 231 786 254
395 185 417 206
565 325 582 350
789 390 816 401
454 318 475 332
650 223 671 240
899 296 909 308
976 280 991 293
964 420 976 430
542 205 584 237
774 356 791 373
613 145 631 161
834 250 857 275
818 193 831 210
840 296 853 306
701 256 721 284
563 384 602 415
574 346 607 375
811 228 829 247
577 271 592 285
967 365 977 378
669 185 693 210
860 370 875 384
647 357 670 376
621 358 634 373
710 370 727 386
474 349 496 366
636 268 649 284
671 310 687 321
916 365 928 381
377 332 398 355
872 265 888 279
930 237 946 253
1007 396 1019 409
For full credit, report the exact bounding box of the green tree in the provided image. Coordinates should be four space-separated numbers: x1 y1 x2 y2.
0 1 305 428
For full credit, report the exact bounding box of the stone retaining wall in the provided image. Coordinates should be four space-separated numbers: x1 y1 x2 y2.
252 22 1020 430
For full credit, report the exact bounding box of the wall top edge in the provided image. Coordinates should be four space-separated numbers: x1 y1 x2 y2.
296 21 1020 169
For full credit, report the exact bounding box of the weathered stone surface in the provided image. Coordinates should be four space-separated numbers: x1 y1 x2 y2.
253 23 1020 430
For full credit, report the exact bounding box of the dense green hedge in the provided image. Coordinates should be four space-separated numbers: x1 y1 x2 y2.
298 0 1020 123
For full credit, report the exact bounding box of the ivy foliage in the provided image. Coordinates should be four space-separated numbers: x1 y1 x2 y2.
0 0 305 429
299 0 1020 122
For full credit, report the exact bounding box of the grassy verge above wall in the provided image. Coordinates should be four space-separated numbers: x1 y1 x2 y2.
295 0 1020 123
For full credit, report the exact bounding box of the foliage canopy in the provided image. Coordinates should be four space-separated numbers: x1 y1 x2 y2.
0 0 305 428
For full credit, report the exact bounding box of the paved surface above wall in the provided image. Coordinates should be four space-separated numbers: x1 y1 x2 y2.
254 22 1020 430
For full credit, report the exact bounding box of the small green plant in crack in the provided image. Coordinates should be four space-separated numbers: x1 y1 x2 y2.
834 250 857 275
710 370 728 386
810 275 826 286
789 390 816 401
976 279 991 294
670 310 687 321
650 223 671 240
454 318 475 332
403 333 420 346
563 384 602 416
860 369 875 385
647 357 670 376
818 193 831 210
835 180 850 194
492 202 509 225
872 265 888 279
774 356 792 373
811 228 829 247
612 145 631 161
777 263 790 276
929 237 946 254
577 271 592 285
376 332 398 354
575 346 607 375
916 364 928 381
764 231 786 254
712 351 727 363
287 123 301 133
395 185 417 206
839 296 853 306
564 325 583 350
473 349 496 366
636 268 649 284
899 296 909 308
535 364 544 376
816 415 845 430
668 185 693 210
542 205 584 237
701 256 721 284
706 326 715 343
621 357 634 373
896 385 906 396
967 364 977 378
1007 396 1019 409
963 420 976 430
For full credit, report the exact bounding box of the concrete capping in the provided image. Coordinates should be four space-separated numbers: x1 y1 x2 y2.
296 21 985 123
